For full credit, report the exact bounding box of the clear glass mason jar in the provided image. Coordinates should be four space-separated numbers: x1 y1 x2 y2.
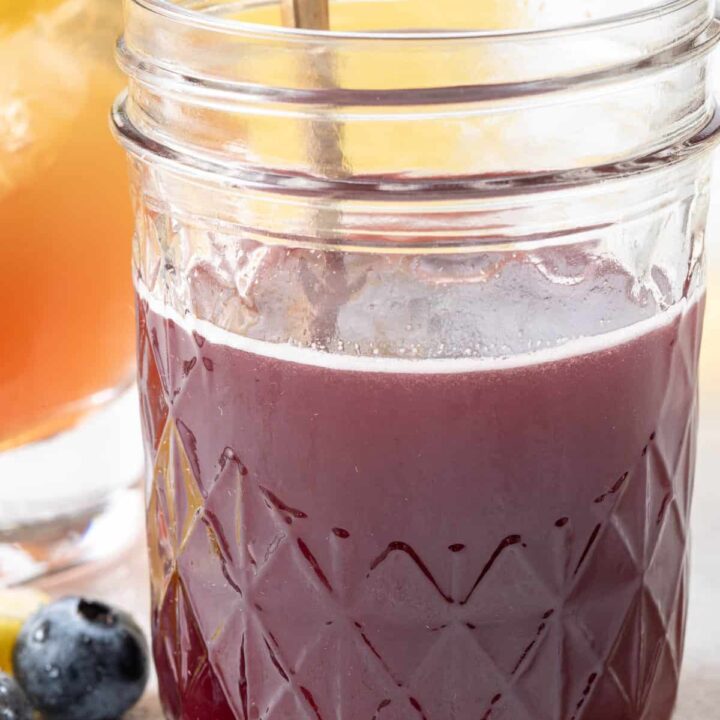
115 1 720 718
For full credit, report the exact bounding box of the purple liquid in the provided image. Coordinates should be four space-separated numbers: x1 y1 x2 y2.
139 289 703 720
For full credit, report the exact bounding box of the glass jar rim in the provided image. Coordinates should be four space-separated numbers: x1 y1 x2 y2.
117 0 720 196
120 0 719 104
112 95 720 201
132 0 706 42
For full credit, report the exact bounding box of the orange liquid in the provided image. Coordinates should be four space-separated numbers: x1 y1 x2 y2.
0 65 134 450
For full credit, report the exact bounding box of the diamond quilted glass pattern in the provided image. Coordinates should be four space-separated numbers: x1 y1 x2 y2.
139 292 702 720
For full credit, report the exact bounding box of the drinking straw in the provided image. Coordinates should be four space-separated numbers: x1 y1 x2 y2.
281 0 359 348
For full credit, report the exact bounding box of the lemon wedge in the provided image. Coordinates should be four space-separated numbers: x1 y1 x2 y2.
0 589 49 674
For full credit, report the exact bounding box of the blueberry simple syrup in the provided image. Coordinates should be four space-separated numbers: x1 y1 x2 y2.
140 291 703 720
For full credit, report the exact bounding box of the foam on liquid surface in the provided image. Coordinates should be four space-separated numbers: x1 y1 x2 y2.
137 278 693 375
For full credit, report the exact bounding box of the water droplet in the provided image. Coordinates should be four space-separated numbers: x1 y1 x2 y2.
46 665 60 680
33 621 50 643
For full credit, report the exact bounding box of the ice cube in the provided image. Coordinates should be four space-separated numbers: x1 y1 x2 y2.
0 16 89 196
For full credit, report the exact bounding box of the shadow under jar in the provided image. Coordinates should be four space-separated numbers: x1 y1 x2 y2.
114 1 720 718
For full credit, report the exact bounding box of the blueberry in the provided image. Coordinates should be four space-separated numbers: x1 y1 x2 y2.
13 597 149 720
0 672 33 720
